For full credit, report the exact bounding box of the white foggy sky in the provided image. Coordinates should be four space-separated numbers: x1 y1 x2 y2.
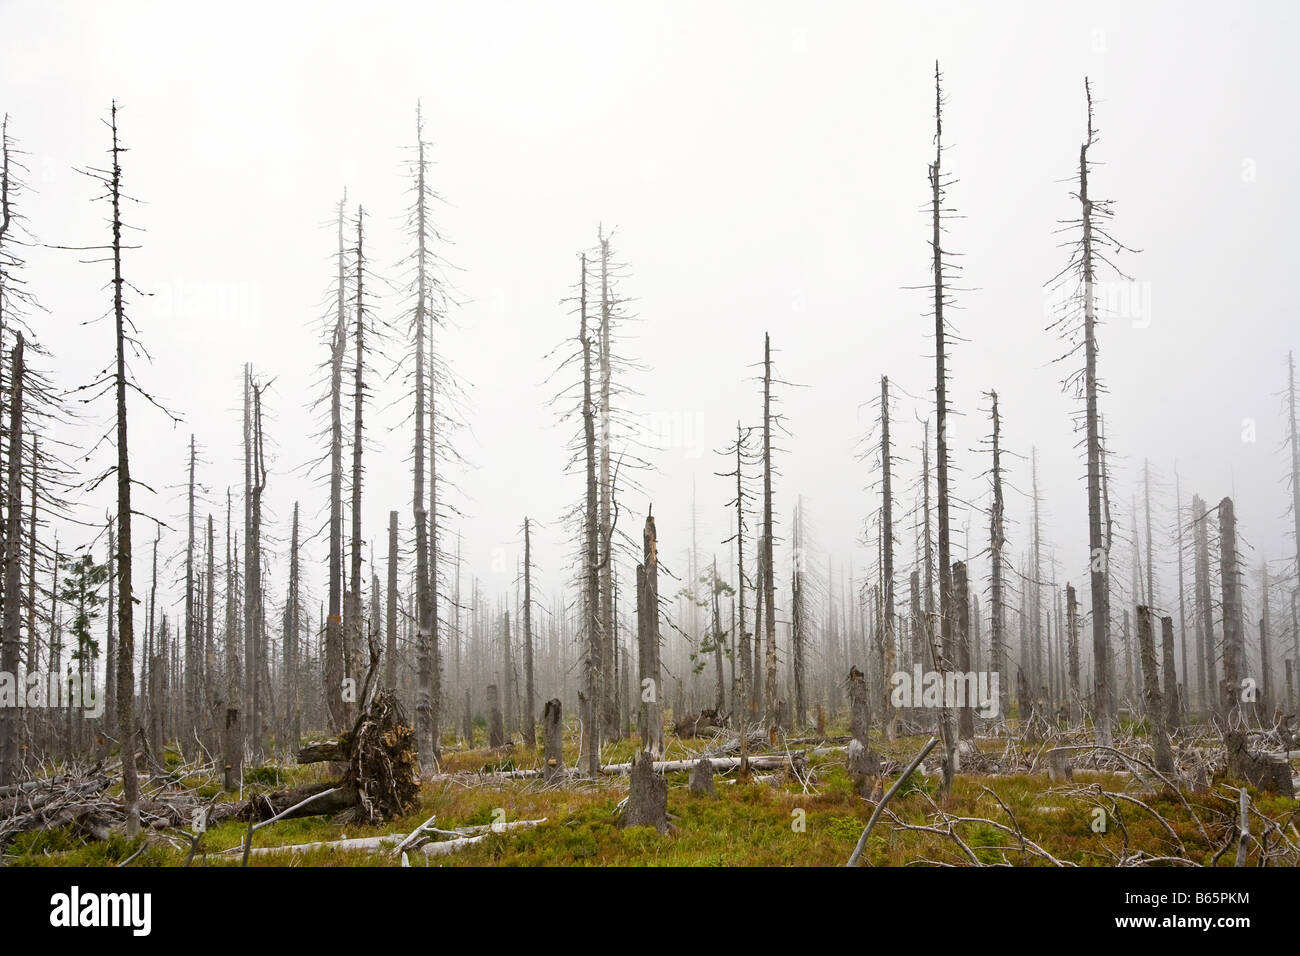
2 0 1298 629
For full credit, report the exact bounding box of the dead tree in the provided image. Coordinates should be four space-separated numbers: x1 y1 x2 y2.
345 206 369 728
761 333 778 731
1193 494 1219 718
637 512 664 756
846 665 881 795
386 511 398 691
953 560 973 740
791 500 806 729
1161 614 1180 732
1048 80 1129 747
501 611 515 735
405 105 440 770
522 518 536 747
1218 498 1291 793
183 434 198 755
987 391 1009 720
325 192 348 734
1135 606 1173 774
285 502 301 746
879 376 897 737
1066 584 1081 722
578 253 602 772
543 698 563 782
0 334 22 785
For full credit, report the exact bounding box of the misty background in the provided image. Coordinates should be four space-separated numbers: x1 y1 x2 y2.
2 0 1297 652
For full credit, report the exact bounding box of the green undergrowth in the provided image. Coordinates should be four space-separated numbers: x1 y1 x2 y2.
6 730 1295 867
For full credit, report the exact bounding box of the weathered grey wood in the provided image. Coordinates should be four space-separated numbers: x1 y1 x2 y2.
619 750 668 833
543 698 564 783
1136 606 1174 775
688 757 716 797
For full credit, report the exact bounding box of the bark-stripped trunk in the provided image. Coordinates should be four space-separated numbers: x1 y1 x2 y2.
183 434 197 755
411 109 437 768
988 392 1008 720
102 106 140 834
597 233 616 737
386 511 398 691
761 334 777 731
880 376 897 737
580 253 601 773
1079 82 1113 746
1066 583 1081 722
1136 605 1173 774
286 502 300 746
638 513 663 756
1193 495 1219 718
523 518 536 747
734 422 750 727
325 194 347 734
0 333 22 785
346 208 365 728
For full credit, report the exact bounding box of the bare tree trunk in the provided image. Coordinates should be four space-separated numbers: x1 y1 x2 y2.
988 392 1008 720
325 194 347 734
346 209 366 729
386 511 398 691
1176 470 1194 717
792 502 806 729
1059 584 1076 723
1193 494 1219 719
733 423 750 727
638 513 664 756
1136 605 1173 774
953 560 973 740
712 557 725 715
597 232 616 739
285 502 300 747
0 334 23 785
523 518 536 747
543 698 563 782
1161 614 1180 732
183 434 197 755
502 611 515 735
108 105 139 835
1258 562 1273 722
880 377 896 737
410 110 437 769
223 489 241 791
762 334 777 732
1079 82 1113 746
204 514 214 747
580 254 601 772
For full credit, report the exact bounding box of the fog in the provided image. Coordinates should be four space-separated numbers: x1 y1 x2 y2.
3 0 1297 633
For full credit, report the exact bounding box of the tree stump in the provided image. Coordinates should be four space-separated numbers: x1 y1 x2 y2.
543 698 564 783
620 750 669 833
847 667 881 795
847 738 882 796
688 757 716 797
1047 750 1073 784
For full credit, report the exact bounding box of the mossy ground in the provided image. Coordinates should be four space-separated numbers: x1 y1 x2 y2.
6 727 1294 867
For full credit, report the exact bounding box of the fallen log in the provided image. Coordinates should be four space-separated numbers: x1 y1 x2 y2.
599 752 806 775
421 819 546 858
